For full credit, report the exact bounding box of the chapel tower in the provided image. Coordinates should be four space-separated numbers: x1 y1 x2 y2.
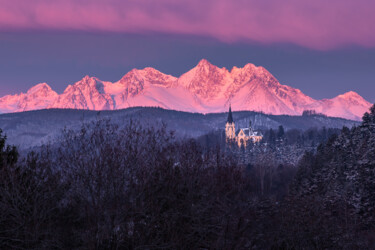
225 105 236 140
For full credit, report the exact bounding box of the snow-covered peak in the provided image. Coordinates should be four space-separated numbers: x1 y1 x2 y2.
26 83 54 95
196 58 212 68
331 91 371 107
231 63 256 74
304 91 372 121
337 91 364 100
195 59 228 73
76 75 99 84
83 75 91 80
119 67 176 86
178 59 231 100
0 59 372 120
66 75 106 94
137 67 177 86
241 63 258 72
0 82 58 113
50 75 114 110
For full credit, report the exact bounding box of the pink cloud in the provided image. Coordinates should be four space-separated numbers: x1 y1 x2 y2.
0 0 374 50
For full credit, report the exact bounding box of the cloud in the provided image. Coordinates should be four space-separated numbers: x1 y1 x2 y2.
0 0 374 50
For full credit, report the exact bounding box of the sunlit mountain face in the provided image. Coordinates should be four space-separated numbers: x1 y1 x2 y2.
0 59 371 121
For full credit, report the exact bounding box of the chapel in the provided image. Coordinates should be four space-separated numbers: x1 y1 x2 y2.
225 106 263 147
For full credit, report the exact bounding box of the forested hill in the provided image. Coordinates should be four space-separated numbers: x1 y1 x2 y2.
0 107 359 149
0 105 374 249
293 104 375 222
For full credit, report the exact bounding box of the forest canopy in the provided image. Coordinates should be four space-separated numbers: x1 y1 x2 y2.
0 104 375 249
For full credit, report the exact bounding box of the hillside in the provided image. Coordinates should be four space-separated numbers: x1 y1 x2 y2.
0 107 359 149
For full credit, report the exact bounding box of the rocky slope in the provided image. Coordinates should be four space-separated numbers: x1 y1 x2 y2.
0 59 371 120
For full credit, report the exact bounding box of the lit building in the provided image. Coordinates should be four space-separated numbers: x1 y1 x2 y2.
225 106 263 147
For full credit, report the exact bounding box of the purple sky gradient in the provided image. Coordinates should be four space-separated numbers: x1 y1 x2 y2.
0 0 374 50
0 32 374 103
0 1 374 103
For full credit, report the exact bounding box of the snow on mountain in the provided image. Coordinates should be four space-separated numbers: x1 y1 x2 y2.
0 83 58 113
305 91 372 121
177 59 317 115
50 76 115 110
0 60 372 120
178 59 232 100
112 68 182 109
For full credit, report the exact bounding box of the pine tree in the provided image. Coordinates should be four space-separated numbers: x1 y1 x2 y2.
277 125 285 139
0 129 18 169
292 104 375 223
268 129 276 144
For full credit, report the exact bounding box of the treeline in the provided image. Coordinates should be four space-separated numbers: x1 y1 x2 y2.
262 125 341 146
302 109 327 117
1 103 375 249
0 121 283 249
292 104 375 227
197 125 341 150
197 125 342 168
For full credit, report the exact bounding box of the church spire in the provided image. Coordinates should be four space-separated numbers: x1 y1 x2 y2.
227 105 234 123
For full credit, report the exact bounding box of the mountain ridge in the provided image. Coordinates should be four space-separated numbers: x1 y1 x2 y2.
0 107 360 150
0 59 372 120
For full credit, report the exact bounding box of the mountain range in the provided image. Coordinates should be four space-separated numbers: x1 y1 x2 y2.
0 59 372 120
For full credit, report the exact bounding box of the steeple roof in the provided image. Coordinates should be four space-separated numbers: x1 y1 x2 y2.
227 105 234 123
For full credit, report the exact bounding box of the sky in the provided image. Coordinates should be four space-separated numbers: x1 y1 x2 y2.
0 0 374 102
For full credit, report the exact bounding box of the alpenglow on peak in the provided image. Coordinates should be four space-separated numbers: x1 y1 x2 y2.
0 59 372 121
